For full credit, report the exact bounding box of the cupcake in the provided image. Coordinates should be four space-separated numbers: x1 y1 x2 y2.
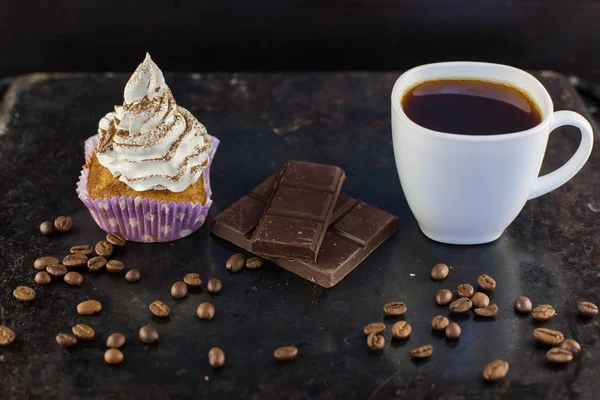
77 53 219 242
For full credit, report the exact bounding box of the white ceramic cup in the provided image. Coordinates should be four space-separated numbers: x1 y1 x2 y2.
391 61 594 245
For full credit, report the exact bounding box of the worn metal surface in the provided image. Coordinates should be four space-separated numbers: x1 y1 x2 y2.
0 72 598 399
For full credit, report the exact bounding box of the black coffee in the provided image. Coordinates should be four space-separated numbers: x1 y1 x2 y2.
402 79 542 135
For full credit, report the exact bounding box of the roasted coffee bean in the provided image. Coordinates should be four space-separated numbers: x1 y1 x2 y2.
34 256 59 271
559 339 581 355
72 323 95 340
87 256 107 272
106 232 127 247
392 321 412 339
106 333 126 349
383 302 407 316
56 333 78 347
363 322 386 336
514 296 533 313
171 281 188 299
34 271 51 285
246 257 263 270
367 332 385 350
125 269 141 282
477 274 496 290
532 304 556 321
274 346 298 361
197 302 215 320
411 344 433 358
77 300 102 315
431 315 450 331
450 297 472 313
95 241 113 257
208 347 225 368
445 322 461 339
226 253 245 272
0 326 16 346
207 278 223 294
40 221 54 235
54 216 72 232
139 325 159 344
547 347 573 363
149 301 170 318
430 263 449 280
104 348 124 365
183 273 202 287
474 303 499 317
435 289 453 306
70 245 94 255
63 254 88 268
106 260 124 273
578 301 598 317
14 285 35 301
457 284 474 298
471 292 490 308
483 359 509 381
46 264 68 279
533 328 564 345
64 271 84 286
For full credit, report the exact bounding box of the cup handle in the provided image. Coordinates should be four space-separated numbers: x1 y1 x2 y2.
528 110 594 200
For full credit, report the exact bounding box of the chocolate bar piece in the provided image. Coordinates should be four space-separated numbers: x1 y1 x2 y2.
210 174 399 288
250 161 346 262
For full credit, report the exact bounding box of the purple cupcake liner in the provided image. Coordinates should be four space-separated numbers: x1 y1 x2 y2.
76 134 219 243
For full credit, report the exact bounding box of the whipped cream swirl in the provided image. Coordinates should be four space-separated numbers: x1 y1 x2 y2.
96 53 212 192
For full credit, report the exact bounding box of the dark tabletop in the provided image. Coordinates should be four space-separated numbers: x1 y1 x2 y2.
0 71 598 400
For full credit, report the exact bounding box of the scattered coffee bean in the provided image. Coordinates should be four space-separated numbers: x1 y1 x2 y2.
54 216 72 232
197 302 215 320
56 333 78 347
474 303 498 317
533 328 564 346
477 274 496 290
106 260 124 273
46 264 68 279
457 284 475 298
106 232 127 247
430 263 449 280
171 281 188 299
64 271 84 286
450 297 472 313
274 346 298 361
183 273 202 287
77 299 102 315
13 285 35 301
0 326 16 346
367 332 385 350
106 333 126 349
559 339 581 355
514 296 533 313
483 359 509 381
445 322 461 339
383 302 407 316
95 241 113 257
435 289 453 306
578 301 598 317
72 323 95 340
40 221 54 235
34 256 59 271
226 253 245 272
246 256 263 270
104 348 124 364
87 256 107 272
392 321 412 339
471 292 490 308
63 254 88 268
139 325 159 344
431 315 450 331
207 278 223 294
208 347 225 368
149 301 170 318
546 347 573 363
532 304 556 321
363 322 386 336
70 245 94 255
125 269 141 282
34 271 51 285
411 344 433 358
